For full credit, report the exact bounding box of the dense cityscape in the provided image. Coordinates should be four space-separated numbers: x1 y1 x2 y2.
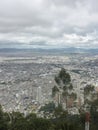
0 50 98 130
0 51 98 113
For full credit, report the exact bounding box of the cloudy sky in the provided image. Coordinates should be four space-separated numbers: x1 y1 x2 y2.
0 0 98 49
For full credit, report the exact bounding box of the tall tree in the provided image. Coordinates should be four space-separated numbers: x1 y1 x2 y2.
0 105 8 130
52 68 76 109
84 84 95 108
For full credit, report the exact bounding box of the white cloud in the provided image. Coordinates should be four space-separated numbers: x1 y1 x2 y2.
0 0 98 48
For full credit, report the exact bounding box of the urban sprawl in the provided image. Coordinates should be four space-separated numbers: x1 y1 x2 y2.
0 53 98 117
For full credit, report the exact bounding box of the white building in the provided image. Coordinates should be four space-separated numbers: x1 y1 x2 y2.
36 86 43 104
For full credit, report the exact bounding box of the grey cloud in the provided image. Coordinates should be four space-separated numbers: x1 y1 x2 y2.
46 0 84 7
0 0 98 48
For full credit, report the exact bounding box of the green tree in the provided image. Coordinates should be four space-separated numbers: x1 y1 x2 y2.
69 92 77 101
0 105 8 130
84 84 95 106
9 111 25 130
90 99 98 130
52 68 76 109
39 102 55 114
52 86 59 97
53 104 64 118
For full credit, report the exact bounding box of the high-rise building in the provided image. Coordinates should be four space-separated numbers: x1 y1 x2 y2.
36 86 42 104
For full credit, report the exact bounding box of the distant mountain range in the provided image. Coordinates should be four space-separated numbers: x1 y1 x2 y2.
0 47 98 54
